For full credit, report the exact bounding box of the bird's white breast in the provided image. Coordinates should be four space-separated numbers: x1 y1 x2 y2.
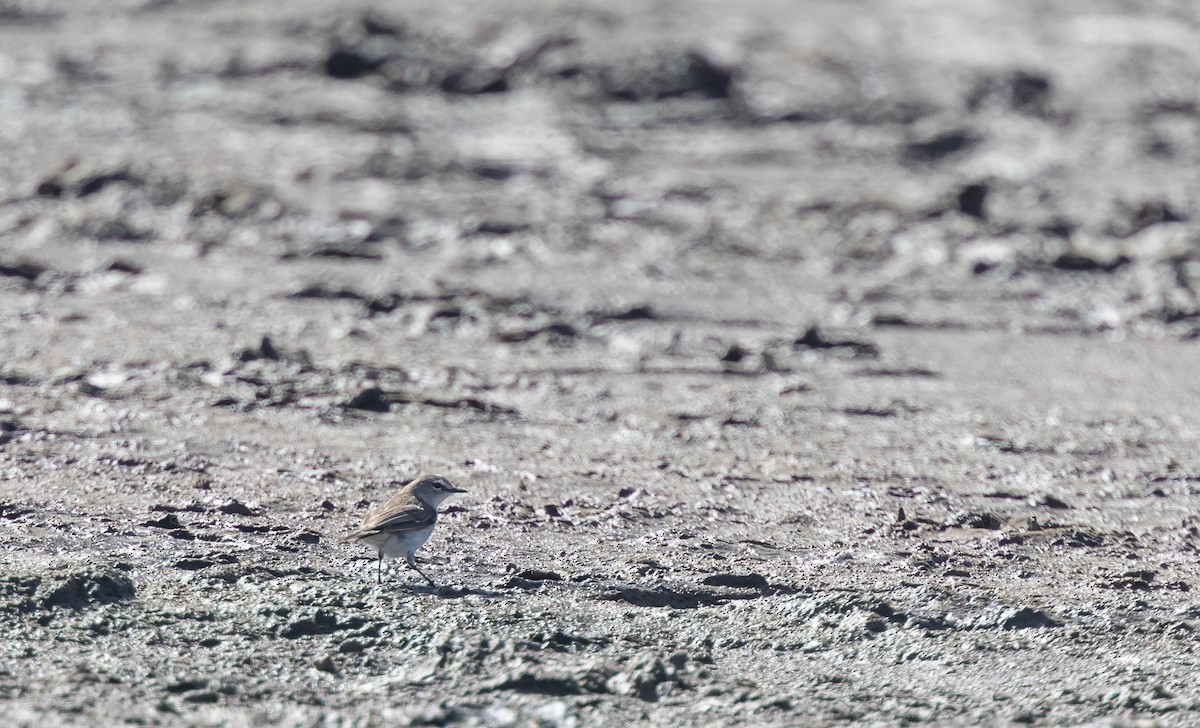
371 524 436 560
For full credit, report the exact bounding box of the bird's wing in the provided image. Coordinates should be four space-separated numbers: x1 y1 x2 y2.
351 495 436 537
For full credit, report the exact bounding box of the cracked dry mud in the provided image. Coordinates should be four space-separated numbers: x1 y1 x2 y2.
4 1 1200 726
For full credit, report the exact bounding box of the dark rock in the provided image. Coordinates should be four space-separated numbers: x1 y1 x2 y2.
793 326 879 358
854 367 940 379
502 577 549 590
1038 495 1071 510
325 49 383 79
282 244 384 261
484 671 585 696
165 679 208 694
182 691 219 704
906 130 979 163
233 337 282 363
960 512 1004 530
0 261 46 282
217 499 259 516
345 387 392 412
473 163 515 181
364 294 405 316
312 655 339 675
0 419 25 446
514 569 563 582
1006 71 1053 113
957 183 989 219
281 609 367 639
1051 252 1130 273
592 304 657 322
143 514 182 529
720 344 749 364
234 523 286 534
701 573 770 591
104 260 142 274
1001 607 1058 630
842 405 899 418
173 559 215 571
1106 570 1157 591
603 586 749 609
0 501 32 519
495 321 579 344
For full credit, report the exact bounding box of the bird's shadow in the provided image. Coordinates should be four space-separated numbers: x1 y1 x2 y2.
423 584 507 599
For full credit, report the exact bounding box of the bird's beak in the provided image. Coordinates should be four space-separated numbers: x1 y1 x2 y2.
448 484 468 493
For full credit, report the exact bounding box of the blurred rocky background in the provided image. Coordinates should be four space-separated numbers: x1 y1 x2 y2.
3 1 1200 725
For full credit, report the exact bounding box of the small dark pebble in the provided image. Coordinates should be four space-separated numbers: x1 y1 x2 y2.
961 511 1004 530
182 692 219 704
701 573 770 591
234 524 286 533
1002 607 1058 630
502 577 548 590
173 559 214 571
516 569 563 582
720 344 749 364
313 656 339 675
144 514 182 529
217 499 258 517
1038 495 1071 509
165 679 207 694
105 259 143 275
345 387 391 412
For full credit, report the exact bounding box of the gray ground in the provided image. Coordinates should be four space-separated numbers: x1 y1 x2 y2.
3 1 1200 725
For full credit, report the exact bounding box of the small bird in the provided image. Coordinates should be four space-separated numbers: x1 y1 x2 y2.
341 474 467 586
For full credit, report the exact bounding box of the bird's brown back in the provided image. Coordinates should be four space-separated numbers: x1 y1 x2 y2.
341 482 436 542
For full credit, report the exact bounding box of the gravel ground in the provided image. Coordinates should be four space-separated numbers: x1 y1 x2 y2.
3 1 1200 726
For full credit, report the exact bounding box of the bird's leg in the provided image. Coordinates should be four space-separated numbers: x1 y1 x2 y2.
407 551 436 587
377 553 382 585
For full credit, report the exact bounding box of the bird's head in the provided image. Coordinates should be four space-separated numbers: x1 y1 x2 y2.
409 474 467 507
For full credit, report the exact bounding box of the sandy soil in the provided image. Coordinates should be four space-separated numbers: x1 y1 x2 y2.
3 1 1200 725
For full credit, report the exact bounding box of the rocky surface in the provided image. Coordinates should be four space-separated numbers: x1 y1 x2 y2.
3 0 1200 725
